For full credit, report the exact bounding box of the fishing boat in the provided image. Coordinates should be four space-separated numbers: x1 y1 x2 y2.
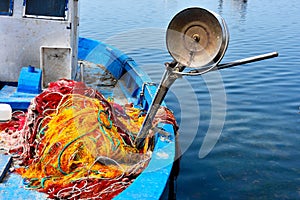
0 1 178 199
0 1 278 199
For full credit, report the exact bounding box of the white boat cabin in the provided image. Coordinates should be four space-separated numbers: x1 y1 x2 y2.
0 0 79 87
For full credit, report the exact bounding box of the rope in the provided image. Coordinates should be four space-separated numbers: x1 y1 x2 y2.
0 79 178 199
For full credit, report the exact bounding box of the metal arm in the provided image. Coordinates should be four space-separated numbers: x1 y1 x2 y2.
174 52 279 76
134 51 278 150
134 63 185 149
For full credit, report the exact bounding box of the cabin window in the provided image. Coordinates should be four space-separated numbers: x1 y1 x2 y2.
24 0 68 20
0 0 13 16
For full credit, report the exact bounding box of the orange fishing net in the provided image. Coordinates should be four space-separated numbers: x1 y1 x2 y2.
0 79 177 199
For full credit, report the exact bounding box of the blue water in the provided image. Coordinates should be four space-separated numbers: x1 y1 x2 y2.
80 0 300 199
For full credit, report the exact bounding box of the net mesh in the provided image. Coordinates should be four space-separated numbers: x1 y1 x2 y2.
0 79 177 199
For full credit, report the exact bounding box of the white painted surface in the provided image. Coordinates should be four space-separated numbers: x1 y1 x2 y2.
0 0 79 83
41 46 72 87
0 104 12 121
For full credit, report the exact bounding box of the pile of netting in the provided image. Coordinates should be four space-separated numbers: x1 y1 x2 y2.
0 79 177 199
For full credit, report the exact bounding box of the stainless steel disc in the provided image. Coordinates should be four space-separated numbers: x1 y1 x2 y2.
166 7 229 68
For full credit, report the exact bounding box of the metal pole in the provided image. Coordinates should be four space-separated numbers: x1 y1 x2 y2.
134 52 279 149
217 52 279 70
134 63 184 149
186 52 279 76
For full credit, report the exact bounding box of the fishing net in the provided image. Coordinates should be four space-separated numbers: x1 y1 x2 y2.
0 79 177 199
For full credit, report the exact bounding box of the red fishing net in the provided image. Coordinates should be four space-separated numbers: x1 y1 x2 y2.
0 79 177 199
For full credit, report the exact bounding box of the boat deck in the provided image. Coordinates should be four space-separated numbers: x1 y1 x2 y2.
80 61 129 105
0 60 131 110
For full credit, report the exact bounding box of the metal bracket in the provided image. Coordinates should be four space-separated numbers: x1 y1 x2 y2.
139 82 156 100
134 63 185 149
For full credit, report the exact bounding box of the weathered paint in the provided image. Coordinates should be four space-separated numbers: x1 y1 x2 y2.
0 0 79 83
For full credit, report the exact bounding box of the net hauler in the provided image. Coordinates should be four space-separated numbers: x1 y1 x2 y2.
134 7 278 152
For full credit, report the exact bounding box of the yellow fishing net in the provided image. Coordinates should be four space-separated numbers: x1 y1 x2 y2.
0 79 177 199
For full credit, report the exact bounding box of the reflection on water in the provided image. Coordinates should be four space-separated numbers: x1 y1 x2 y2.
218 0 248 22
